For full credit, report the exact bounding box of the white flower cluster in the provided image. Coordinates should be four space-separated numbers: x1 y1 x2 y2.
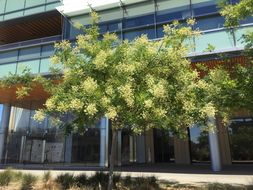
70 99 84 110
105 106 117 119
118 84 134 107
84 103 97 116
144 99 153 108
82 77 98 93
105 85 114 96
154 108 167 118
150 80 167 99
101 96 111 107
201 102 216 119
94 50 108 70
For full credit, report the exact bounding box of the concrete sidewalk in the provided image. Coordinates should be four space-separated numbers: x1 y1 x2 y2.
0 163 253 186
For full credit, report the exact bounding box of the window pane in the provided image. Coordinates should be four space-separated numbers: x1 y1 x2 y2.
40 58 51 73
189 126 210 162
0 50 18 64
0 63 16 77
156 0 190 23
17 59 40 74
235 26 253 47
124 27 155 41
229 118 253 163
124 14 154 29
19 47 41 60
5 0 25 12
0 0 6 14
41 44 54 57
195 16 224 31
25 0 45 8
24 6 45 16
192 0 218 16
195 30 234 52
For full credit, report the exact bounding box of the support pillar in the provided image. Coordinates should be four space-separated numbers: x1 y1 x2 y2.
99 117 109 167
208 117 221 171
0 104 11 163
116 130 122 166
136 135 146 163
64 134 73 163
217 117 232 165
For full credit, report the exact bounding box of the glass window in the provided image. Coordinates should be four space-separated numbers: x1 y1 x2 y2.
5 0 25 12
17 59 40 74
229 118 253 163
0 0 6 14
235 26 253 47
25 0 45 8
19 47 41 61
189 126 210 163
24 6 45 16
9 107 30 133
153 129 174 163
41 44 54 57
195 30 234 52
4 11 23 20
71 129 100 164
0 50 18 64
0 63 16 78
195 16 224 31
40 58 51 73
156 0 190 23
69 25 83 39
124 14 154 29
124 27 155 41
157 25 164 38
192 0 218 16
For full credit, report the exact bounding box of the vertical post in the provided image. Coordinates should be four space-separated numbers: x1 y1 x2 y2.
64 134 73 163
41 140 46 163
0 104 11 164
19 136 26 163
136 135 146 163
208 117 221 171
100 117 109 167
117 130 122 166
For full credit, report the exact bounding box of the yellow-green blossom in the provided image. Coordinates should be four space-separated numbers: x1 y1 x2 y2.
85 103 97 116
33 110 46 122
82 77 98 93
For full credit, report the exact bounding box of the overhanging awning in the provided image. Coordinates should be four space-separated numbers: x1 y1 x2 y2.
56 0 149 17
0 10 62 45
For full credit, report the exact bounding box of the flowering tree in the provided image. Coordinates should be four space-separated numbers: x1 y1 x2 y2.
0 12 228 189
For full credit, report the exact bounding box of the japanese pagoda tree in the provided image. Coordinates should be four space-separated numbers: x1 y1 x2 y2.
0 12 234 189
220 0 253 112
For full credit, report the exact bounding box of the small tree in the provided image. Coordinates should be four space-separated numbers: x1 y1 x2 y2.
0 13 224 189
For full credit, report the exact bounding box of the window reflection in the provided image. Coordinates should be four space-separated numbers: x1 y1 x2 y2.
189 126 210 163
229 118 253 163
153 129 174 163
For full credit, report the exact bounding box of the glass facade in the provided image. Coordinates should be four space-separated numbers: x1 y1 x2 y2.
0 0 62 21
0 43 56 78
4 103 106 166
229 118 253 163
153 129 174 163
189 126 210 163
67 0 253 53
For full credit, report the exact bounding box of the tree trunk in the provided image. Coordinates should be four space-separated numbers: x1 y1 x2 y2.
108 129 117 190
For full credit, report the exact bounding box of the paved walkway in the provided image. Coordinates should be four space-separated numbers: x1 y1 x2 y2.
1 163 253 186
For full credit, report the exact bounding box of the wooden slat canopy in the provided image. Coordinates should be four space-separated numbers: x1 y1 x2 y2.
0 11 62 45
